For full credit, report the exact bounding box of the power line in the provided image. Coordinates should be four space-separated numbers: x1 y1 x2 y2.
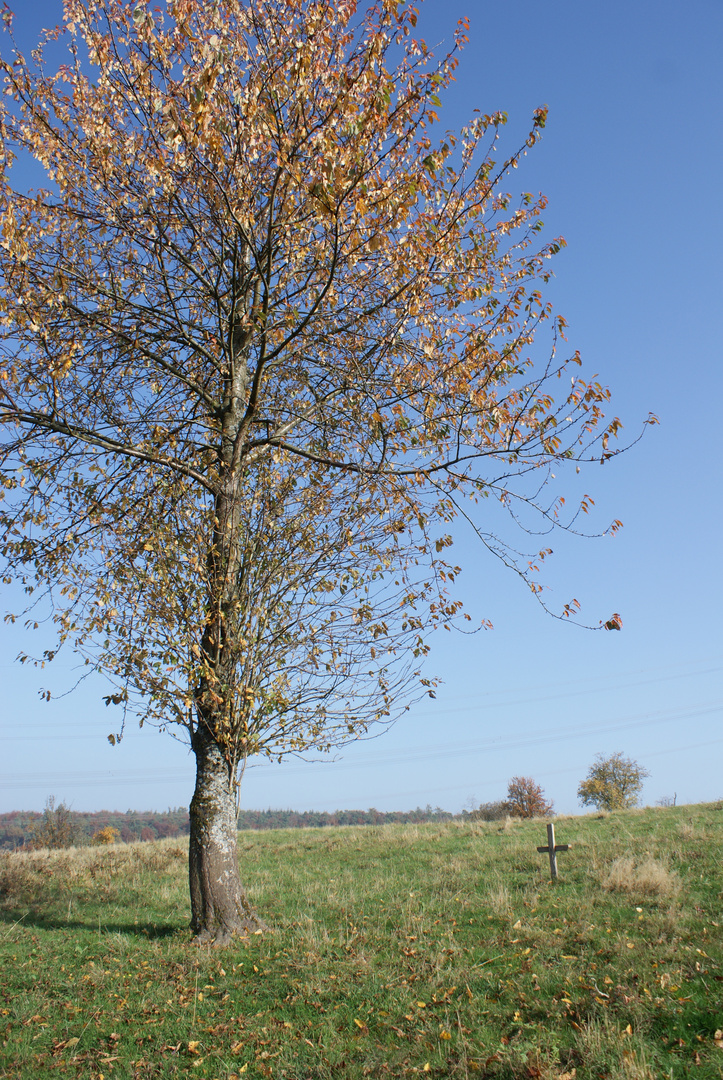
3 700 719 791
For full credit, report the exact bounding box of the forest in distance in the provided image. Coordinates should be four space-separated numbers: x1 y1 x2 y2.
0 804 463 849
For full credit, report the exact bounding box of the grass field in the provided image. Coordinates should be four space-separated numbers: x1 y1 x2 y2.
1 803 721 1079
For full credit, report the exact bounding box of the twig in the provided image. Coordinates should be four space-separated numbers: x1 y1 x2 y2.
1 912 28 939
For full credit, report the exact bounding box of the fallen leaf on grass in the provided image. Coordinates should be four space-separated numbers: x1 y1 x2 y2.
353 1018 369 1034
52 1036 80 1054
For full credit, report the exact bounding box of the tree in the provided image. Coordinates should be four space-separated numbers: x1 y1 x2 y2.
29 796 77 850
0 0 649 942
505 776 553 818
577 753 650 811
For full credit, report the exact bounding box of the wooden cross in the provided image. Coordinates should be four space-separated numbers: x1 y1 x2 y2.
536 823 571 881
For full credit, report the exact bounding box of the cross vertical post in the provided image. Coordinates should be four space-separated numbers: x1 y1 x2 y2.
547 823 558 879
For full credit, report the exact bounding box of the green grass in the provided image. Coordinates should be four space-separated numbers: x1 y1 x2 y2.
1 804 722 1079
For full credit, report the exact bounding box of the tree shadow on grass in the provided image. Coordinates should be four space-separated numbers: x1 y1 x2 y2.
0 909 185 939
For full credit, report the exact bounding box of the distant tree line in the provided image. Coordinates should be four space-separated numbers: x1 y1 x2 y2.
234 805 455 831
0 805 191 850
0 803 457 849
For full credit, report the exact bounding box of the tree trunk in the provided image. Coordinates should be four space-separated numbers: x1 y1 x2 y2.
188 725 265 944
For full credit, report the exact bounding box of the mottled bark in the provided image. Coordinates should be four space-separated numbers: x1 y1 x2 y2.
189 724 265 944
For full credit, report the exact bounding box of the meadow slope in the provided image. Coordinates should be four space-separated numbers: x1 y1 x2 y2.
0 804 721 1079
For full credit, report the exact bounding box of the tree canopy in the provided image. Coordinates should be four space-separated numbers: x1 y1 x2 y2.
0 0 651 940
578 752 651 811
505 776 554 818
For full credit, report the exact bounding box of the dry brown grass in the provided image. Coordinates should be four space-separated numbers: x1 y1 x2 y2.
0 837 186 908
599 855 680 899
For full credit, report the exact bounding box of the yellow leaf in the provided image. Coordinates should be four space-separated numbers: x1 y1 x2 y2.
423 1065 431 1073
65 1037 80 1048
439 1029 452 1040
354 1019 365 1029
188 1040 201 1053
417 1001 426 1008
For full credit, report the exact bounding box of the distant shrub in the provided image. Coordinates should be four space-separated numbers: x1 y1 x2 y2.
91 826 121 846
656 794 676 808
29 797 77 850
471 801 509 822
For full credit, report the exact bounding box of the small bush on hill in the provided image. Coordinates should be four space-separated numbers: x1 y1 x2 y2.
471 801 510 822
92 826 121 845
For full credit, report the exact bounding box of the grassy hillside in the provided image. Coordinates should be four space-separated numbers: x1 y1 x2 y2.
0 804 721 1079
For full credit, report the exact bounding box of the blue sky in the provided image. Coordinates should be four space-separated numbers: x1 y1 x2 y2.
1 0 721 816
